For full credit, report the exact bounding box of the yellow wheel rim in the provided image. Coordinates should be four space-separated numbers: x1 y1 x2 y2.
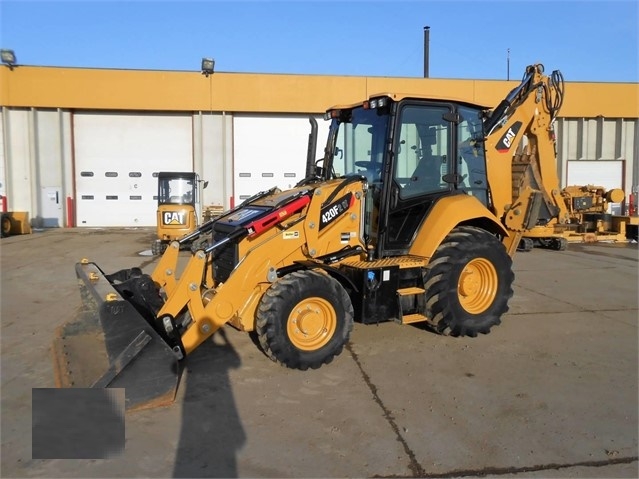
287 297 337 351
457 258 498 314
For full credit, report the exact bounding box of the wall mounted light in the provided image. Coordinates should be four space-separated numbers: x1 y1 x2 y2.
201 58 215 77
1 49 16 70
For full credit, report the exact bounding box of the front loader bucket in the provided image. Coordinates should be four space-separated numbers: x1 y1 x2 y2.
52 262 181 411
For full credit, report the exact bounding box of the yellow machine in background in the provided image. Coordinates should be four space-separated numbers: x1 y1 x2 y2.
54 64 579 410
152 172 209 255
518 184 637 250
1 211 31 237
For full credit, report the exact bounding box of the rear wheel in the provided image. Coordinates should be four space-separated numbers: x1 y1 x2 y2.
424 226 514 337
1 214 12 238
256 269 354 370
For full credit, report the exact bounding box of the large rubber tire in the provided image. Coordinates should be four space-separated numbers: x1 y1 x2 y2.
424 226 514 337
1 214 12 238
256 269 354 370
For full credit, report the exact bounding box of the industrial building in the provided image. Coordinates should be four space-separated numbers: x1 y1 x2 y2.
1 63 637 229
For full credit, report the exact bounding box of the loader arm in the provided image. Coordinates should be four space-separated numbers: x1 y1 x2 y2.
483 65 568 238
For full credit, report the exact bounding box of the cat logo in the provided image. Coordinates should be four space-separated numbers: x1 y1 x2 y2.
163 211 187 225
496 121 522 153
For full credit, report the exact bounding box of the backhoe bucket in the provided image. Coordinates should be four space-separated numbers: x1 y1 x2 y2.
52 262 181 411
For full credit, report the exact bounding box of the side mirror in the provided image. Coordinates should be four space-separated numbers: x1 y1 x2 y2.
203 181 209 189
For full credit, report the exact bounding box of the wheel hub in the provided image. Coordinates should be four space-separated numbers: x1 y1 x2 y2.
287 298 337 351
458 258 498 314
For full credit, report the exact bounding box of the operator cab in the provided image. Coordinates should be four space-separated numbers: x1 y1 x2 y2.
157 172 200 206
322 94 489 257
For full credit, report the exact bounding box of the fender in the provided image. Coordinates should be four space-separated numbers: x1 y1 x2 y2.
409 194 509 259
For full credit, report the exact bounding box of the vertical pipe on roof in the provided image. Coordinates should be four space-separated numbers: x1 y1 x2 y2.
423 26 430 78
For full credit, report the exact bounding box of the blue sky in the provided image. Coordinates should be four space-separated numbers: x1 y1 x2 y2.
1 0 637 82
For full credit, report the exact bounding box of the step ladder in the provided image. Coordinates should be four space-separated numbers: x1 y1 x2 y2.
396 286 429 324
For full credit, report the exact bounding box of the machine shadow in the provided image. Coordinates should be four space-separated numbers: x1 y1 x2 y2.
172 329 245 478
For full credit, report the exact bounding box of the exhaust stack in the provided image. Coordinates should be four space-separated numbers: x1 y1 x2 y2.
423 26 430 78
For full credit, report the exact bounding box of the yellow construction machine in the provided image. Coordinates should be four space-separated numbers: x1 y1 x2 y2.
518 184 637 251
152 171 209 255
53 64 570 410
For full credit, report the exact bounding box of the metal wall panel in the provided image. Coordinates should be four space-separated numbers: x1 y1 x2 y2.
33 110 66 227
193 112 234 209
3 109 32 213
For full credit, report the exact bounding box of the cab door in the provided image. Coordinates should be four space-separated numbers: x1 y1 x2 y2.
378 102 454 255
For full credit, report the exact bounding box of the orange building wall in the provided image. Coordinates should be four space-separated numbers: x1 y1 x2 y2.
1 66 637 118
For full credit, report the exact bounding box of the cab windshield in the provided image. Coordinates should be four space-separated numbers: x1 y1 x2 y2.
326 106 390 182
158 177 196 205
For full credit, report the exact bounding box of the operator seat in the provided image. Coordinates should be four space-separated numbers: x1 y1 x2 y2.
404 153 443 195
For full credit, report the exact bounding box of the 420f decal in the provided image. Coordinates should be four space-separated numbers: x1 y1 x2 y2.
319 193 353 231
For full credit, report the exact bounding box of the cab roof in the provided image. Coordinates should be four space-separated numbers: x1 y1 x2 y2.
326 92 490 112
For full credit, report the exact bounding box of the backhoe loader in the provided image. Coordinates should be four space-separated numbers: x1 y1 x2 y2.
53 64 567 410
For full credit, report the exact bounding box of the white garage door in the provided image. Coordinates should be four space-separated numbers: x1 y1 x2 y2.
74 112 193 227
233 115 329 204
566 160 624 214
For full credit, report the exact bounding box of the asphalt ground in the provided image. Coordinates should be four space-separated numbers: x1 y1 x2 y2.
1 228 637 478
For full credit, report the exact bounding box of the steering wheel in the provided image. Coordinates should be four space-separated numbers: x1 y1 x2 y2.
355 161 382 172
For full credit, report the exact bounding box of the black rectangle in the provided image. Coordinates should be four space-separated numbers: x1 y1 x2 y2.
32 388 125 459
341 264 400 324
106 195 118 200
129 195 142 200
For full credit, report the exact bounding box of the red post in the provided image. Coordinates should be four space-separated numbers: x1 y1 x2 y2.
1 195 6 213
230 196 234 209
66 196 75 227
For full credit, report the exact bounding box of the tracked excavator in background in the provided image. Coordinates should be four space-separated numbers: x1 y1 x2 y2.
53 64 573 410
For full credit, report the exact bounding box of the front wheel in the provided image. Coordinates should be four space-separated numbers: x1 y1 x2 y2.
256 270 354 370
424 226 514 337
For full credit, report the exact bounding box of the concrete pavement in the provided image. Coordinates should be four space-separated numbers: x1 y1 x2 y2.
1 228 637 478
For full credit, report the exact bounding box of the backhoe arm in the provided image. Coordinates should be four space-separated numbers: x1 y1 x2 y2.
484 64 568 237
